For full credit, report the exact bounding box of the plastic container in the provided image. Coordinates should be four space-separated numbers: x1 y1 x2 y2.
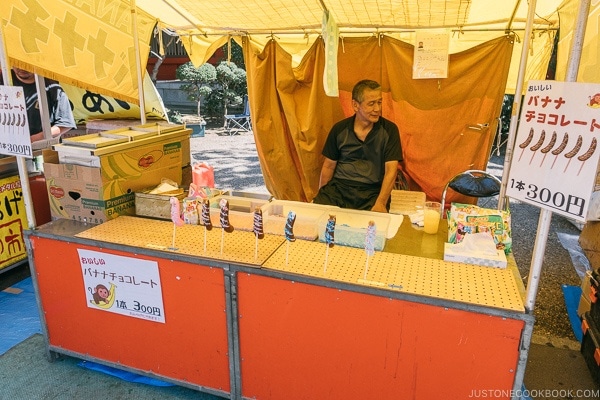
317 208 390 251
261 200 333 240
208 195 269 231
229 190 273 201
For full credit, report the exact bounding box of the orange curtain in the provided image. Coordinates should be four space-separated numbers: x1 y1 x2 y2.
243 35 513 204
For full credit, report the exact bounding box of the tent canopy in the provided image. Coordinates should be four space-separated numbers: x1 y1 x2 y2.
138 0 566 94
139 0 561 33
1 0 597 202
2 0 592 105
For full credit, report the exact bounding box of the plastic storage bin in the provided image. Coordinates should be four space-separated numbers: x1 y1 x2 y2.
209 195 269 231
262 200 332 240
317 208 390 251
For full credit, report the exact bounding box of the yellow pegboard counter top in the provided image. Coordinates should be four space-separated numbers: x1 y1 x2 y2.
74 215 525 312
262 239 525 312
75 216 285 266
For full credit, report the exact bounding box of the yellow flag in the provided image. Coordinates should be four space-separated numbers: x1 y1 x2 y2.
62 73 167 124
0 0 155 104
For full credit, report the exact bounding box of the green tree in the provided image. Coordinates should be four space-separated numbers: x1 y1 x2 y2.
175 62 216 117
221 40 245 69
204 61 248 125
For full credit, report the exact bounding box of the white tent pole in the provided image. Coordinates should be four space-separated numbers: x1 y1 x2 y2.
0 25 36 230
0 40 8 81
34 74 53 141
564 0 591 79
131 0 146 124
498 1 536 210
524 0 591 313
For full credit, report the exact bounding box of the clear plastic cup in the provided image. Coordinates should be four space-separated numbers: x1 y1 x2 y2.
423 201 441 234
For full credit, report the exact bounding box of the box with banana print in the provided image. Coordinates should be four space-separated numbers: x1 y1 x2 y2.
43 125 190 224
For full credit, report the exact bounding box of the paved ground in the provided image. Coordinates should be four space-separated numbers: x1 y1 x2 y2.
190 127 269 195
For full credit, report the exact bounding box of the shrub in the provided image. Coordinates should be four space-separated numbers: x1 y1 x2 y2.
175 62 216 117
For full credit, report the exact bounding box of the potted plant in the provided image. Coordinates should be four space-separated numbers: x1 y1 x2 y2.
175 62 216 137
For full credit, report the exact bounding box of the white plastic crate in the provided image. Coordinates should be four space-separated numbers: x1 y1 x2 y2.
261 200 333 240
208 195 269 231
317 208 390 251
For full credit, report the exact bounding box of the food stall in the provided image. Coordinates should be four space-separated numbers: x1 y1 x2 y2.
0 155 51 275
25 199 532 399
6 2 595 399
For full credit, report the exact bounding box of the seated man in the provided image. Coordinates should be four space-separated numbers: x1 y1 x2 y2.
1 67 76 142
312 79 403 212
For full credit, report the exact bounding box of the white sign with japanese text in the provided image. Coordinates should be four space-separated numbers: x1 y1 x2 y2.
506 80 600 222
78 249 165 323
413 30 450 79
0 85 32 158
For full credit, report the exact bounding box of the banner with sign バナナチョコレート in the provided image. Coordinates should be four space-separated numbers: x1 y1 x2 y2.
506 80 600 222
0 175 28 270
78 249 165 323
0 85 31 158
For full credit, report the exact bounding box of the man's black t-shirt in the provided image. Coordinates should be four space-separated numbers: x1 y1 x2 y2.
321 115 403 185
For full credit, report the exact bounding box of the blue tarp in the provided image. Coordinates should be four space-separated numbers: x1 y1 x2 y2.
562 284 584 342
0 277 41 355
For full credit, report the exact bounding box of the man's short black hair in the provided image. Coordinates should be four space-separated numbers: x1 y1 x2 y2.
352 80 381 103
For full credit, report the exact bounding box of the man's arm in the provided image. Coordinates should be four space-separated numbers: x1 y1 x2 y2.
30 125 71 142
31 87 76 142
371 160 398 212
319 157 337 188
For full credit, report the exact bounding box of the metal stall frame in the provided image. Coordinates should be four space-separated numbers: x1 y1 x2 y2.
25 217 534 400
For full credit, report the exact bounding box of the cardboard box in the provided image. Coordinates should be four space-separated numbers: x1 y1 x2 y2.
580 221 600 250
581 222 600 270
44 130 187 223
579 295 592 317
57 123 191 168
587 252 600 272
582 270 594 302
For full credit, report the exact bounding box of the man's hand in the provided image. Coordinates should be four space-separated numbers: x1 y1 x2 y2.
371 201 388 213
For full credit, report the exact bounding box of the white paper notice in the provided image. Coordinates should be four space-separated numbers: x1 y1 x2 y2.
0 85 32 158
506 80 600 222
79 249 166 323
413 30 450 79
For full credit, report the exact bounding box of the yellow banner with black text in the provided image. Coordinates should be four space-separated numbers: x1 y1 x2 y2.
0 0 156 104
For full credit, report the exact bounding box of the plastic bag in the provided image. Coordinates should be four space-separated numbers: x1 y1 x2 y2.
192 162 215 188
447 202 512 254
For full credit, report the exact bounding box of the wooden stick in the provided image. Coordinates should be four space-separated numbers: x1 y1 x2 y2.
170 224 176 250
220 228 224 255
254 234 258 260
